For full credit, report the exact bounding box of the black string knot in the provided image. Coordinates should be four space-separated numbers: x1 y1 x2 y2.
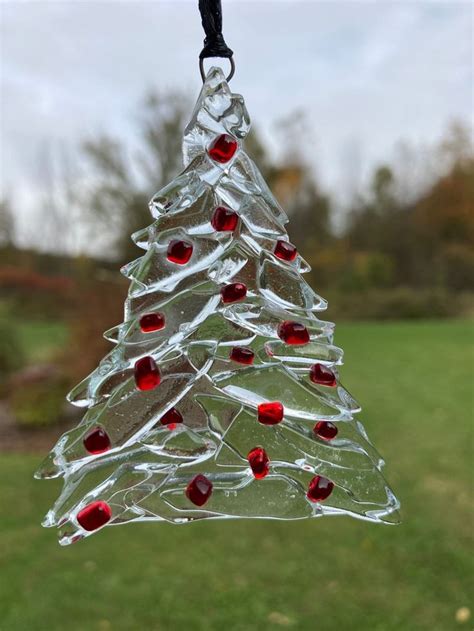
199 0 233 59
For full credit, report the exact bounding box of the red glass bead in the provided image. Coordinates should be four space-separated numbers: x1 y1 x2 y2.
247 447 270 479
220 282 247 304
208 134 238 163
83 427 111 455
274 240 297 262
134 356 161 391
160 407 183 431
278 320 310 345
307 475 334 502
310 363 337 387
77 501 112 531
230 346 255 365
258 402 284 425
313 420 338 441
139 312 165 333
211 206 239 231
167 239 193 265
185 474 213 507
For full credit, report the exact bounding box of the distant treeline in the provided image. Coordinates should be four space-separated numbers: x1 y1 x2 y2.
0 91 472 320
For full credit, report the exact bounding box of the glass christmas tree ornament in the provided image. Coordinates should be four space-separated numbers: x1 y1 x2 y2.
36 67 399 545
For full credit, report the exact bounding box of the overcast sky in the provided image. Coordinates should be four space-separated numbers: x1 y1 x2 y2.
1 1 472 246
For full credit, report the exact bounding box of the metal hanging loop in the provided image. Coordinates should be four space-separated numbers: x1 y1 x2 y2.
198 0 235 82
199 56 235 83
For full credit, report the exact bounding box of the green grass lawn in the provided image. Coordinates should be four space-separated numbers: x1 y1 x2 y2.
1 320 472 631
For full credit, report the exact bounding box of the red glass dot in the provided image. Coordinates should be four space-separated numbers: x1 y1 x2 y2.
77 501 112 531
185 474 213 507
307 475 334 502
83 427 111 455
134 356 161 391
208 134 238 163
278 320 310 345
310 363 337 387
139 312 165 333
313 421 338 441
257 402 284 425
160 407 183 431
167 239 193 265
220 282 247 304
247 447 270 479
274 240 298 262
230 347 255 365
211 206 239 232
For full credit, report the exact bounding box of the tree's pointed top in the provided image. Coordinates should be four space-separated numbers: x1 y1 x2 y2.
183 66 251 167
199 66 231 94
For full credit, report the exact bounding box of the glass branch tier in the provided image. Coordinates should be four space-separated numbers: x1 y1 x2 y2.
36 68 400 545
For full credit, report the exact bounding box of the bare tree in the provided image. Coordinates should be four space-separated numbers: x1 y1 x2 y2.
80 92 191 264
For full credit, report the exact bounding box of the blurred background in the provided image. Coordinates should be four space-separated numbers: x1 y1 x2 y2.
0 1 472 630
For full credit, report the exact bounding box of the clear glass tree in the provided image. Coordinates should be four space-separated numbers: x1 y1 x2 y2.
36 68 399 545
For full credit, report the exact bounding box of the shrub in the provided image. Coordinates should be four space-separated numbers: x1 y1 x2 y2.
9 371 68 428
324 287 474 321
0 320 24 380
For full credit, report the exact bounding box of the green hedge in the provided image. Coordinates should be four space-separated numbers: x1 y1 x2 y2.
10 377 68 428
324 287 474 321
0 320 24 380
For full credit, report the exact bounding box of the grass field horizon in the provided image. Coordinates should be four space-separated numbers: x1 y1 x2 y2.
1 320 472 630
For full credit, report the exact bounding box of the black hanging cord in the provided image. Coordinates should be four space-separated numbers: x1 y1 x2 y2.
198 0 235 82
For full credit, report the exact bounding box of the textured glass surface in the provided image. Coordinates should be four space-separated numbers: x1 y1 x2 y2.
36 67 400 545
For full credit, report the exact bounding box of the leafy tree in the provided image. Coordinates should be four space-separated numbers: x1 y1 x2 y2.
344 122 474 291
412 152 474 289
